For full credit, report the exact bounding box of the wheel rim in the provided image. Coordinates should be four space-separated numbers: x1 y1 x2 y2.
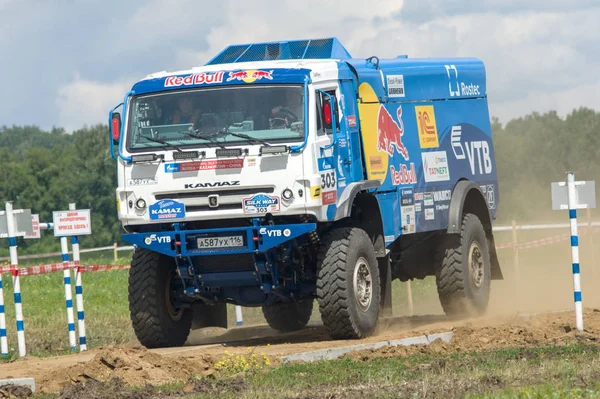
165 269 184 321
353 257 372 312
468 241 484 290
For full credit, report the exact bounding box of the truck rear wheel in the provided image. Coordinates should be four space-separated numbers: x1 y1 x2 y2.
436 213 491 317
316 227 381 339
262 299 313 332
128 248 192 348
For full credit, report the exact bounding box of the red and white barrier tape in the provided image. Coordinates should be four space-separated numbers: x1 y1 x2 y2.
497 227 600 250
0 261 130 276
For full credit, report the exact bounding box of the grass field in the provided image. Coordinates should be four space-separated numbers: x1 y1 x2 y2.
0 225 599 360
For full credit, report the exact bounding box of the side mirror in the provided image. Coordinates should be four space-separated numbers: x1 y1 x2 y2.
111 112 122 145
321 96 339 131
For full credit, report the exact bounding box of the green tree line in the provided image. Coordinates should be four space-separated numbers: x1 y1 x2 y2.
0 106 597 254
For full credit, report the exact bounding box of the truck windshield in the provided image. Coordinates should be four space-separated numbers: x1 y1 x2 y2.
126 85 304 152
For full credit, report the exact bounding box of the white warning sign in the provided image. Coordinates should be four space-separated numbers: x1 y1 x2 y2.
53 209 92 236
24 214 41 239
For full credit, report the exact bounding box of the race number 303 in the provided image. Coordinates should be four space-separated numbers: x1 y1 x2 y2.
320 170 336 205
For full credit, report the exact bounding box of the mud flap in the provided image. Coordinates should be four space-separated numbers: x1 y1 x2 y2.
191 302 228 330
378 256 393 318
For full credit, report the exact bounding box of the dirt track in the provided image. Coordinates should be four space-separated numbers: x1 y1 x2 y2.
2 306 600 394
3 255 600 395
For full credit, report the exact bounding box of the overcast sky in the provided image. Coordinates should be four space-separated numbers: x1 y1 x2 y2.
1 0 598 132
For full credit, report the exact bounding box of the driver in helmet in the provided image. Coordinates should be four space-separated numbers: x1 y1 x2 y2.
171 95 202 126
271 89 303 120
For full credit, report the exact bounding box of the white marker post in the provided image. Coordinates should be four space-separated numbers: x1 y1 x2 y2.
69 203 87 351
53 208 91 352
567 173 583 331
6 203 26 357
551 173 596 332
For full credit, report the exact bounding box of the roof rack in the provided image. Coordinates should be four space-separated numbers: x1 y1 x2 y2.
205 37 352 65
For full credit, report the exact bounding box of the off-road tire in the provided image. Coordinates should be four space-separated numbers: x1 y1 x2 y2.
436 213 491 317
261 299 313 332
128 248 192 348
316 227 381 339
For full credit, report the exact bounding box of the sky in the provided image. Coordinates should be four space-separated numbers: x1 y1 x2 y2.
1 0 598 132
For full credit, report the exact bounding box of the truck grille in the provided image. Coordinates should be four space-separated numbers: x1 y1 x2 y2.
154 186 275 211
155 187 274 200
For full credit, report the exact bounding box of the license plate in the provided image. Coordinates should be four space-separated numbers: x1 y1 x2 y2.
197 235 244 249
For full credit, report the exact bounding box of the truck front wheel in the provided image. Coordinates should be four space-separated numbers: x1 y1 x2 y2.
262 299 313 332
316 227 381 339
128 248 192 348
436 213 491 317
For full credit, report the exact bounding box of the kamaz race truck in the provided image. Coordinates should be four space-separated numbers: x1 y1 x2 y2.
108 38 503 348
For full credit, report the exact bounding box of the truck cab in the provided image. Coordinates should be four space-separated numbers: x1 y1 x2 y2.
109 38 502 348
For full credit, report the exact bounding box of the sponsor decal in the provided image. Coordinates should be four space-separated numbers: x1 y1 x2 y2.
414 192 424 202
311 186 322 199
444 65 481 97
433 190 452 202
369 155 383 170
436 204 449 211
226 69 273 83
401 205 416 234
415 202 422 212
127 178 157 186
482 184 496 209
422 151 450 182
377 105 409 160
451 125 493 175
149 199 185 220
184 181 240 189
318 157 337 206
258 227 291 238
247 157 257 167
242 193 280 214
144 234 172 246
348 115 357 127
164 159 244 173
390 162 417 185
415 105 439 149
164 72 224 87
424 193 434 206
401 188 414 206
386 74 405 98
425 208 435 220
385 235 395 243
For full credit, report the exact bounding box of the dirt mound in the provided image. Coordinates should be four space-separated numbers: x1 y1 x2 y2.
0 384 32 398
39 345 216 394
57 375 247 399
347 308 600 361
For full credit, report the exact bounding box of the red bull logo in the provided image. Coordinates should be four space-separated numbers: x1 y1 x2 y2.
377 105 409 160
390 162 417 185
226 69 274 83
164 72 224 87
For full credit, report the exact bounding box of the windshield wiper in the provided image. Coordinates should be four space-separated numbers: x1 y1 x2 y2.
179 129 226 149
218 126 271 147
142 135 184 152
226 132 271 147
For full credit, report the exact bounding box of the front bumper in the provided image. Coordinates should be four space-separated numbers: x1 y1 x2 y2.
122 223 317 257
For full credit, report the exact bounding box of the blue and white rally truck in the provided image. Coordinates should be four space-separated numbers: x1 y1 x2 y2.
108 38 503 348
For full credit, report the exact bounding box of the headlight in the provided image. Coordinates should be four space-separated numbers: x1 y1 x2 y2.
282 188 294 200
135 198 147 210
